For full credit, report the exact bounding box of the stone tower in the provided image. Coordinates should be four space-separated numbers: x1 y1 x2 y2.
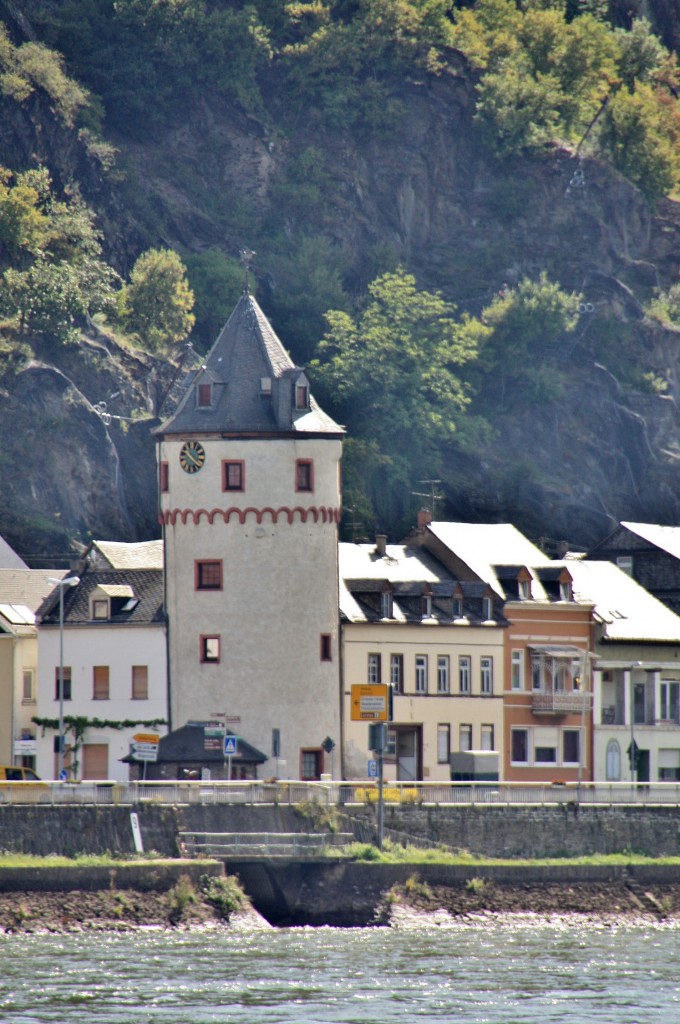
155 290 344 779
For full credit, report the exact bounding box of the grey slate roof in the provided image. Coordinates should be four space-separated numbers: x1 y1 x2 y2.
37 570 164 626
339 542 505 625
156 291 343 437
567 558 680 643
138 721 266 765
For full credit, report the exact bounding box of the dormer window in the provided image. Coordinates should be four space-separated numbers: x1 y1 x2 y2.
260 377 272 395
560 580 573 601
519 579 531 600
482 596 493 620
421 591 433 618
453 597 462 618
295 383 309 409
91 584 137 621
381 589 393 619
197 383 212 408
92 599 108 620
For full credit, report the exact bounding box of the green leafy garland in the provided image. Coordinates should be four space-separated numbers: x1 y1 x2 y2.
31 716 167 777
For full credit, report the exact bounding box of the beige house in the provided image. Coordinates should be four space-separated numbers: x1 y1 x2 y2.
0 569 64 772
340 538 505 782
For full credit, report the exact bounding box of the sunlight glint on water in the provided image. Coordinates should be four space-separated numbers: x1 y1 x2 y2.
1 920 679 1023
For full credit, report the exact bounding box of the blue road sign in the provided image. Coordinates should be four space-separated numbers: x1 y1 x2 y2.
224 735 238 756
367 759 378 778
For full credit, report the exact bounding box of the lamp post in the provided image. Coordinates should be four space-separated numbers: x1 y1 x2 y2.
47 576 80 780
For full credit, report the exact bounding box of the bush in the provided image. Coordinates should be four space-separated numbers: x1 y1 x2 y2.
200 874 246 921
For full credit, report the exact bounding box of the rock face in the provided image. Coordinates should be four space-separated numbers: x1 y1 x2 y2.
2 54 680 558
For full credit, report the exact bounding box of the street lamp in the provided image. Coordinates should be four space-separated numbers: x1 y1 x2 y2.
47 575 80 780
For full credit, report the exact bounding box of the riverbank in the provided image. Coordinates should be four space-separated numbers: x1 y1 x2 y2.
380 878 680 925
3 867 680 932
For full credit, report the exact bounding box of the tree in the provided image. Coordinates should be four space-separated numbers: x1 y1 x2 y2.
597 82 680 203
1 259 86 342
311 267 489 526
477 273 581 402
120 248 195 352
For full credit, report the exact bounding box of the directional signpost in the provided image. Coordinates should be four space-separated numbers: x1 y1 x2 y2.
130 732 161 782
350 684 389 721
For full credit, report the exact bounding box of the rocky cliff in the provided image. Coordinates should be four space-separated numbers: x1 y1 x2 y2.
1 12 680 560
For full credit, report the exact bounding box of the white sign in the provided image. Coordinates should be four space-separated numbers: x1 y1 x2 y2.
131 741 159 763
13 739 36 755
224 736 238 756
130 812 144 854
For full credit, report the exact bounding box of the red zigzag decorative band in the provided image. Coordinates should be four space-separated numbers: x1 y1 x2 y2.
160 506 342 526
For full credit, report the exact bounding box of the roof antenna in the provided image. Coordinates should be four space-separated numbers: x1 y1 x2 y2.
411 479 443 520
239 248 256 294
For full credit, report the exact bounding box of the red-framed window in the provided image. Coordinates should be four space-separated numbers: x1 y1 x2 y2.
195 560 223 591
200 635 221 663
295 459 314 492
197 383 212 408
159 461 169 493
222 460 245 492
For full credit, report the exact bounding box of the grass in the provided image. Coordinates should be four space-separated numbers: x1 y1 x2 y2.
0 853 221 868
332 840 680 866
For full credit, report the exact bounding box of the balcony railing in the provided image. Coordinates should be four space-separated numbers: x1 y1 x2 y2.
532 691 592 715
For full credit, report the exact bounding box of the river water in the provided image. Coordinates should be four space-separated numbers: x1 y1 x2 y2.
1 917 678 1023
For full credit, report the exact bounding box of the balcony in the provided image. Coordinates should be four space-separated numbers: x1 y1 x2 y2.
532 691 592 715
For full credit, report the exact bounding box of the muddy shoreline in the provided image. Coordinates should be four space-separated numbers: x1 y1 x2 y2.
2 879 680 932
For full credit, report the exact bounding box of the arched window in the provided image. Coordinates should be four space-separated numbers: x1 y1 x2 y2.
606 739 621 781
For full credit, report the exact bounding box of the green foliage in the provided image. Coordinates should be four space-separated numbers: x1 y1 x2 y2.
22 0 272 134
0 24 91 127
597 82 680 202
477 273 581 402
465 875 487 892
312 267 489 526
1 259 84 343
167 874 197 925
199 874 246 920
119 248 195 352
265 234 350 363
0 167 119 343
184 250 247 351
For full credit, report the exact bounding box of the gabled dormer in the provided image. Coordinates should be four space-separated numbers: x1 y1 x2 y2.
90 584 139 621
558 567 573 601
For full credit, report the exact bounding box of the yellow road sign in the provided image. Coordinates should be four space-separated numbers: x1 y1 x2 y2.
351 684 388 722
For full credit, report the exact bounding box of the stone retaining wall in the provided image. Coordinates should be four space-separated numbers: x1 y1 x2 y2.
0 802 680 858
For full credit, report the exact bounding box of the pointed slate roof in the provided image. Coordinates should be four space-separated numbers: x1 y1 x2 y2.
156 291 343 437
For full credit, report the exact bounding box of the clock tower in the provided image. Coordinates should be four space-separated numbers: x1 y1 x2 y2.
155 290 344 780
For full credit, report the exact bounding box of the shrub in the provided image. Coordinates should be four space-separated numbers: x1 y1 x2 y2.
200 874 246 921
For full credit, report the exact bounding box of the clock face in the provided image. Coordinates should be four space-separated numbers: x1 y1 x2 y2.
179 440 206 474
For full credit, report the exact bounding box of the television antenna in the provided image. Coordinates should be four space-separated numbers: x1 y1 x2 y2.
411 479 443 519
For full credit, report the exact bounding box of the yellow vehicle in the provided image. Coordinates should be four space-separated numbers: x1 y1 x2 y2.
0 766 40 781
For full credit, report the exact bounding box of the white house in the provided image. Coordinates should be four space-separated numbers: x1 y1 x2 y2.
35 553 167 781
568 557 680 784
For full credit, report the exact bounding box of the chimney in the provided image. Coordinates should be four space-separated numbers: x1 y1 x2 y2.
375 534 387 557
417 507 432 529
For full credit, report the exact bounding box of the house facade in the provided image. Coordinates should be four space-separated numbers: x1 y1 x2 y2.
340 539 505 781
0 569 63 771
568 557 680 784
156 289 344 781
411 520 595 782
36 564 167 781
